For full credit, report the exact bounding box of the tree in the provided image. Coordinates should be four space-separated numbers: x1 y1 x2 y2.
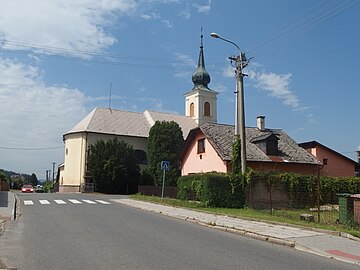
87 138 140 194
0 170 8 182
30 173 38 186
147 121 184 186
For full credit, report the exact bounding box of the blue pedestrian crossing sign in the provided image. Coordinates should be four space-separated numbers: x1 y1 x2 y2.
161 161 170 171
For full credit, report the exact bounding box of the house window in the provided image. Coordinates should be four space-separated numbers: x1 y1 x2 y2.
204 102 210 116
190 102 195 117
266 140 279 156
323 158 328 166
197 138 205 153
251 134 279 156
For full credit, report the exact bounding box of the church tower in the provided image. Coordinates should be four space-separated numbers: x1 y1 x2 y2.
184 31 218 125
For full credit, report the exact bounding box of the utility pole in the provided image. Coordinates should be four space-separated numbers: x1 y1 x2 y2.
52 162 56 182
211 32 250 174
232 51 248 174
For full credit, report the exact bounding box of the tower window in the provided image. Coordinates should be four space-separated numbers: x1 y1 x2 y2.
190 102 195 117
204 102 210 116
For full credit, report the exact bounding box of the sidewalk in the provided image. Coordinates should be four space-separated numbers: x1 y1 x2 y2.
113 198 360 266
0 191 16 222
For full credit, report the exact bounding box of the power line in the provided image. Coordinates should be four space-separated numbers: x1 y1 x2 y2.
248 0 359 57
0 45 227 72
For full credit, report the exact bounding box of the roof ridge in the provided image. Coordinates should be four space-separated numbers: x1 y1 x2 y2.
145 109 183 116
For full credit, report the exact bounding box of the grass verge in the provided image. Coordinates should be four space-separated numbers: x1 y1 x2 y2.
130 194 360 238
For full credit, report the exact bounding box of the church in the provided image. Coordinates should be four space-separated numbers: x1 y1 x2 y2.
58 34 325 193
58 35 217 193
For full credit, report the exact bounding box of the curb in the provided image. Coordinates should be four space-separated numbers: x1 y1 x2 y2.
294 243 360 266
118 200 297 249
10 193 16 221
195 220 296 248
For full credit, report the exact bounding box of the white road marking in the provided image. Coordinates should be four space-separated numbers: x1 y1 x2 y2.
68 199 82 204
24 200 34 205
54 200 67 205
82 199 97 204
95 200 111 205
39 200 50 205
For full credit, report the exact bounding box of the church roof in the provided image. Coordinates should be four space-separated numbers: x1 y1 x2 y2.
64 107 198 139
191 31 213 92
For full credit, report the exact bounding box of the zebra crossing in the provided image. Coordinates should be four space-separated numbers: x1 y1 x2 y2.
23 199 111 206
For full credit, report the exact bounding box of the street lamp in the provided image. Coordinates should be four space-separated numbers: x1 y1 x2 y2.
211 32 248 174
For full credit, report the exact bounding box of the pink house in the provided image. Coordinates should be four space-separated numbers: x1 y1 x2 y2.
180 118 320 176
299 141 359 177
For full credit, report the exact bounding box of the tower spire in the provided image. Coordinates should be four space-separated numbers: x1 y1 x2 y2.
192 28 210 90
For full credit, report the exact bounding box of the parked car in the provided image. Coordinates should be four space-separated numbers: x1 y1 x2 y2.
35 185 44 193
21 184 34 193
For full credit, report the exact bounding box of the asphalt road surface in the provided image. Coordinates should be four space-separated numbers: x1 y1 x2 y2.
0 192 358 270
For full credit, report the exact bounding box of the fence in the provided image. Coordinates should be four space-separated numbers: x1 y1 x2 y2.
81 183 94 193
247 173 339 225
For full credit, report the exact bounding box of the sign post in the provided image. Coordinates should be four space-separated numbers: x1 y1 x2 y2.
160 161 170 199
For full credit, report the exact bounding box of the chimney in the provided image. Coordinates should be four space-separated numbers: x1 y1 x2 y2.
257 116 265 131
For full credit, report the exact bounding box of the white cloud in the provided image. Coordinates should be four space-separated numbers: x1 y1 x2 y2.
161 19 174 28
179 9 191 19
140 12 161 20
250 70 299 108
193 0 211 13
212 83 227 93
0 58 88 173
0 0 138 58
172 52 196 78
223 66 235 78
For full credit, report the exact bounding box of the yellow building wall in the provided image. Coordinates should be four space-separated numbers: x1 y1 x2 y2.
60 132 148 192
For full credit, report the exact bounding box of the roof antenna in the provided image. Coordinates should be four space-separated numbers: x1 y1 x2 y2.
108 82 112 112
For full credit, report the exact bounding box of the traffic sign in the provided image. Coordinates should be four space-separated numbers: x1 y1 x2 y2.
161 161 170 171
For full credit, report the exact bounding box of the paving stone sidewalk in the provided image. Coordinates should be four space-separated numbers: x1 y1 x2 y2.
113 198 360 266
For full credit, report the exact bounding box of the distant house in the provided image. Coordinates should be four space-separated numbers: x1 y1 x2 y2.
299 141 359 177
180 117 320 176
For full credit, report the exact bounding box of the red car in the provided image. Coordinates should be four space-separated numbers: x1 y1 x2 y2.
21 184 34 193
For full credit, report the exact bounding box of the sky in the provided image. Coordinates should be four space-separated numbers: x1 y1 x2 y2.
0 0 359 178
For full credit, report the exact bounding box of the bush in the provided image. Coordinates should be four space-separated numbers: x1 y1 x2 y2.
177 173 247 208
248 171 360 208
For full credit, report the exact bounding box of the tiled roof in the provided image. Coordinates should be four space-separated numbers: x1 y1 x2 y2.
199 122 320 165
64 107 197 139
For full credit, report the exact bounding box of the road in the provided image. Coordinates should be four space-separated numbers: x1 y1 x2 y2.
0 192 358 270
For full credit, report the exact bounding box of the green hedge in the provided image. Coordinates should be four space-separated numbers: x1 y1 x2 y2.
321 176 360 204
249 171 360 207
178 171 360 209
177 173 247 208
